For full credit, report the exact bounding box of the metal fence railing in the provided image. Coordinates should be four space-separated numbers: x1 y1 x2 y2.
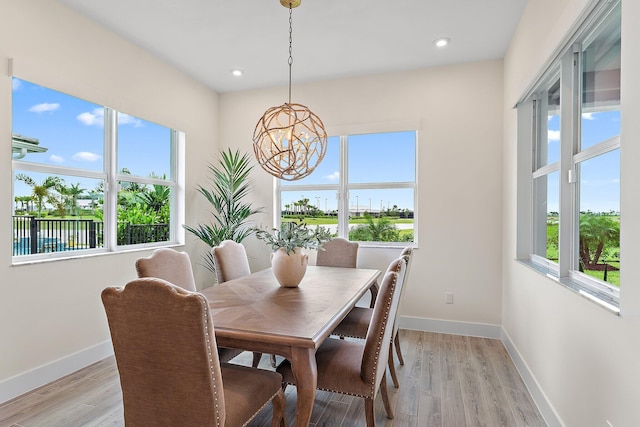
12 216 168 256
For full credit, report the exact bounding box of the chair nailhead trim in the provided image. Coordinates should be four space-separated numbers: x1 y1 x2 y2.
367 268 398 396
201 297 222 427
241 390 282 427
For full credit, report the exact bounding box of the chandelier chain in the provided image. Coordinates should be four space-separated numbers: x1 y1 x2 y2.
288 4 293 104
252 0 328 181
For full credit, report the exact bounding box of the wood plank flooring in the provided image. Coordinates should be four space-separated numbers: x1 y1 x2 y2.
0 331 546 427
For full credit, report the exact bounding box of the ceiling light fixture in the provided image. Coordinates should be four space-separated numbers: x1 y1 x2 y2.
231 69 244 77
252 0 327 181
434 37 450 47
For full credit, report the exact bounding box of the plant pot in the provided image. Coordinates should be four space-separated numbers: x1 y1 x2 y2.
271 247 308 287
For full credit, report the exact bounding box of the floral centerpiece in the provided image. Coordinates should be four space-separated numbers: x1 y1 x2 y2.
253 220 332 287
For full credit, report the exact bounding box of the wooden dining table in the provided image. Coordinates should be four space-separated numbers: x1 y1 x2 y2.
200 265 381 427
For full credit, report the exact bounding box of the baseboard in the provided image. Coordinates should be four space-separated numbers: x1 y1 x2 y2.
398 315 563 427
501 329 564 427
0 340 114 405
399 315 503 338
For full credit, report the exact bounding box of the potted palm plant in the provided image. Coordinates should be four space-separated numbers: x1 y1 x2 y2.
253 220 331 287
183 149 263 280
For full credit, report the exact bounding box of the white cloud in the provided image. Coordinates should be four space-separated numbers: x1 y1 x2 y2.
582 112 596 120
325 171 339 181
76 109 143 127
12 79 21 91
548 130 560 141
29 102 60 113
77 108 104 126
117 112 143 127
49 154 64 163
72 151 101 162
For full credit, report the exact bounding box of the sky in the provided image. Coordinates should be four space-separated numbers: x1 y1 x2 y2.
12 78 171 200
13 78 416 213
12 77 618 216
545 110 620 213
280 132 416 212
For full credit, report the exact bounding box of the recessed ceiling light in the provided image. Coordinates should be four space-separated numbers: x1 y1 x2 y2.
231 69 243 77
434 37 451 48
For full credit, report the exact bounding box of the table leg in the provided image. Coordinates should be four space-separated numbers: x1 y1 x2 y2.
369 282 379 308
291 347 317 427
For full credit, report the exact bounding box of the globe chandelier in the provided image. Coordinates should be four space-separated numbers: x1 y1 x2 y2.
252 0 328 181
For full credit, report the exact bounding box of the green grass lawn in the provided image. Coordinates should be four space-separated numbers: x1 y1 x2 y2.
283 216 413 226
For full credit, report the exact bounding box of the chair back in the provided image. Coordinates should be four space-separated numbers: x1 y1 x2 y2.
360 258 406 387
211 240 251 284
393 247 414 336
316 237 359 268
135 248 197 292
400 247 413 279
101 278 225 426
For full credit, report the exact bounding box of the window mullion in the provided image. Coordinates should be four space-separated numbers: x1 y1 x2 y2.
338 135 349 238
558 48 579 279
104 107 118 249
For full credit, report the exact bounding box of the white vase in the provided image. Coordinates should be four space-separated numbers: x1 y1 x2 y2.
271 247 308 288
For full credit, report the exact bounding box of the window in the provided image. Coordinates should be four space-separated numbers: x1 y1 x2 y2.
532 74 561 265
11 77 183 260
517 0 620 310
277 130 417 245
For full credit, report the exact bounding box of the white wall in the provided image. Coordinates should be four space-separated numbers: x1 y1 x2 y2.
219 60 505 330
503 0 640 425
0 0 220 401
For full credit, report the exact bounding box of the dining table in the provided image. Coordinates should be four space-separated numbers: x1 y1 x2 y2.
200 265 381 427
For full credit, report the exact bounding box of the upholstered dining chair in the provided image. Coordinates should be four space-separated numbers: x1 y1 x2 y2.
391 247 413 367
212 240 252 284
315 237 379 307
102 278 286 427
277 258 406 427
331 247 413 388
212 240 265 368
316 237 359 268
135 247 243 364
135 247 197 292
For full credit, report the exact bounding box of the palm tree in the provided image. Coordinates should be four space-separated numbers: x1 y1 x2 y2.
138 184 170 214
183 149 263 275
20 195 34 213
579 212 620 269
63 183 86 216
15 174 61 218
349 214 400 242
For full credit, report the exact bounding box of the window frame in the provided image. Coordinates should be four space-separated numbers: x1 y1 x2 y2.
517 0 621 312
11 78 184 262
276 131 418 247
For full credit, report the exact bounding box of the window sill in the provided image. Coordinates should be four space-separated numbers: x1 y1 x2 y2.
11 242 184 267
356 243 417 250
516 259 620 316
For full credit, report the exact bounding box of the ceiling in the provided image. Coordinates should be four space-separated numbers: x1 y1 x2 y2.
56 0 527 94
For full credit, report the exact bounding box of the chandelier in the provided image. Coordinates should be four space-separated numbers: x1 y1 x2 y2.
252 0 328 181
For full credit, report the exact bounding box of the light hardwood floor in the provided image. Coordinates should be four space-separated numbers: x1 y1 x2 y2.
0 331 546 427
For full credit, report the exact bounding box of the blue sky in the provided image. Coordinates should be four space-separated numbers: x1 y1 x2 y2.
13 77 617 215
12 78 171 198
280 131 416 212
546 111 620 213
13 78 416 212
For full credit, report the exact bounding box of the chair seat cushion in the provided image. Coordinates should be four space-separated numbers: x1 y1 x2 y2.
277 338 374 399
331 307 371 339
221 363 283 426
